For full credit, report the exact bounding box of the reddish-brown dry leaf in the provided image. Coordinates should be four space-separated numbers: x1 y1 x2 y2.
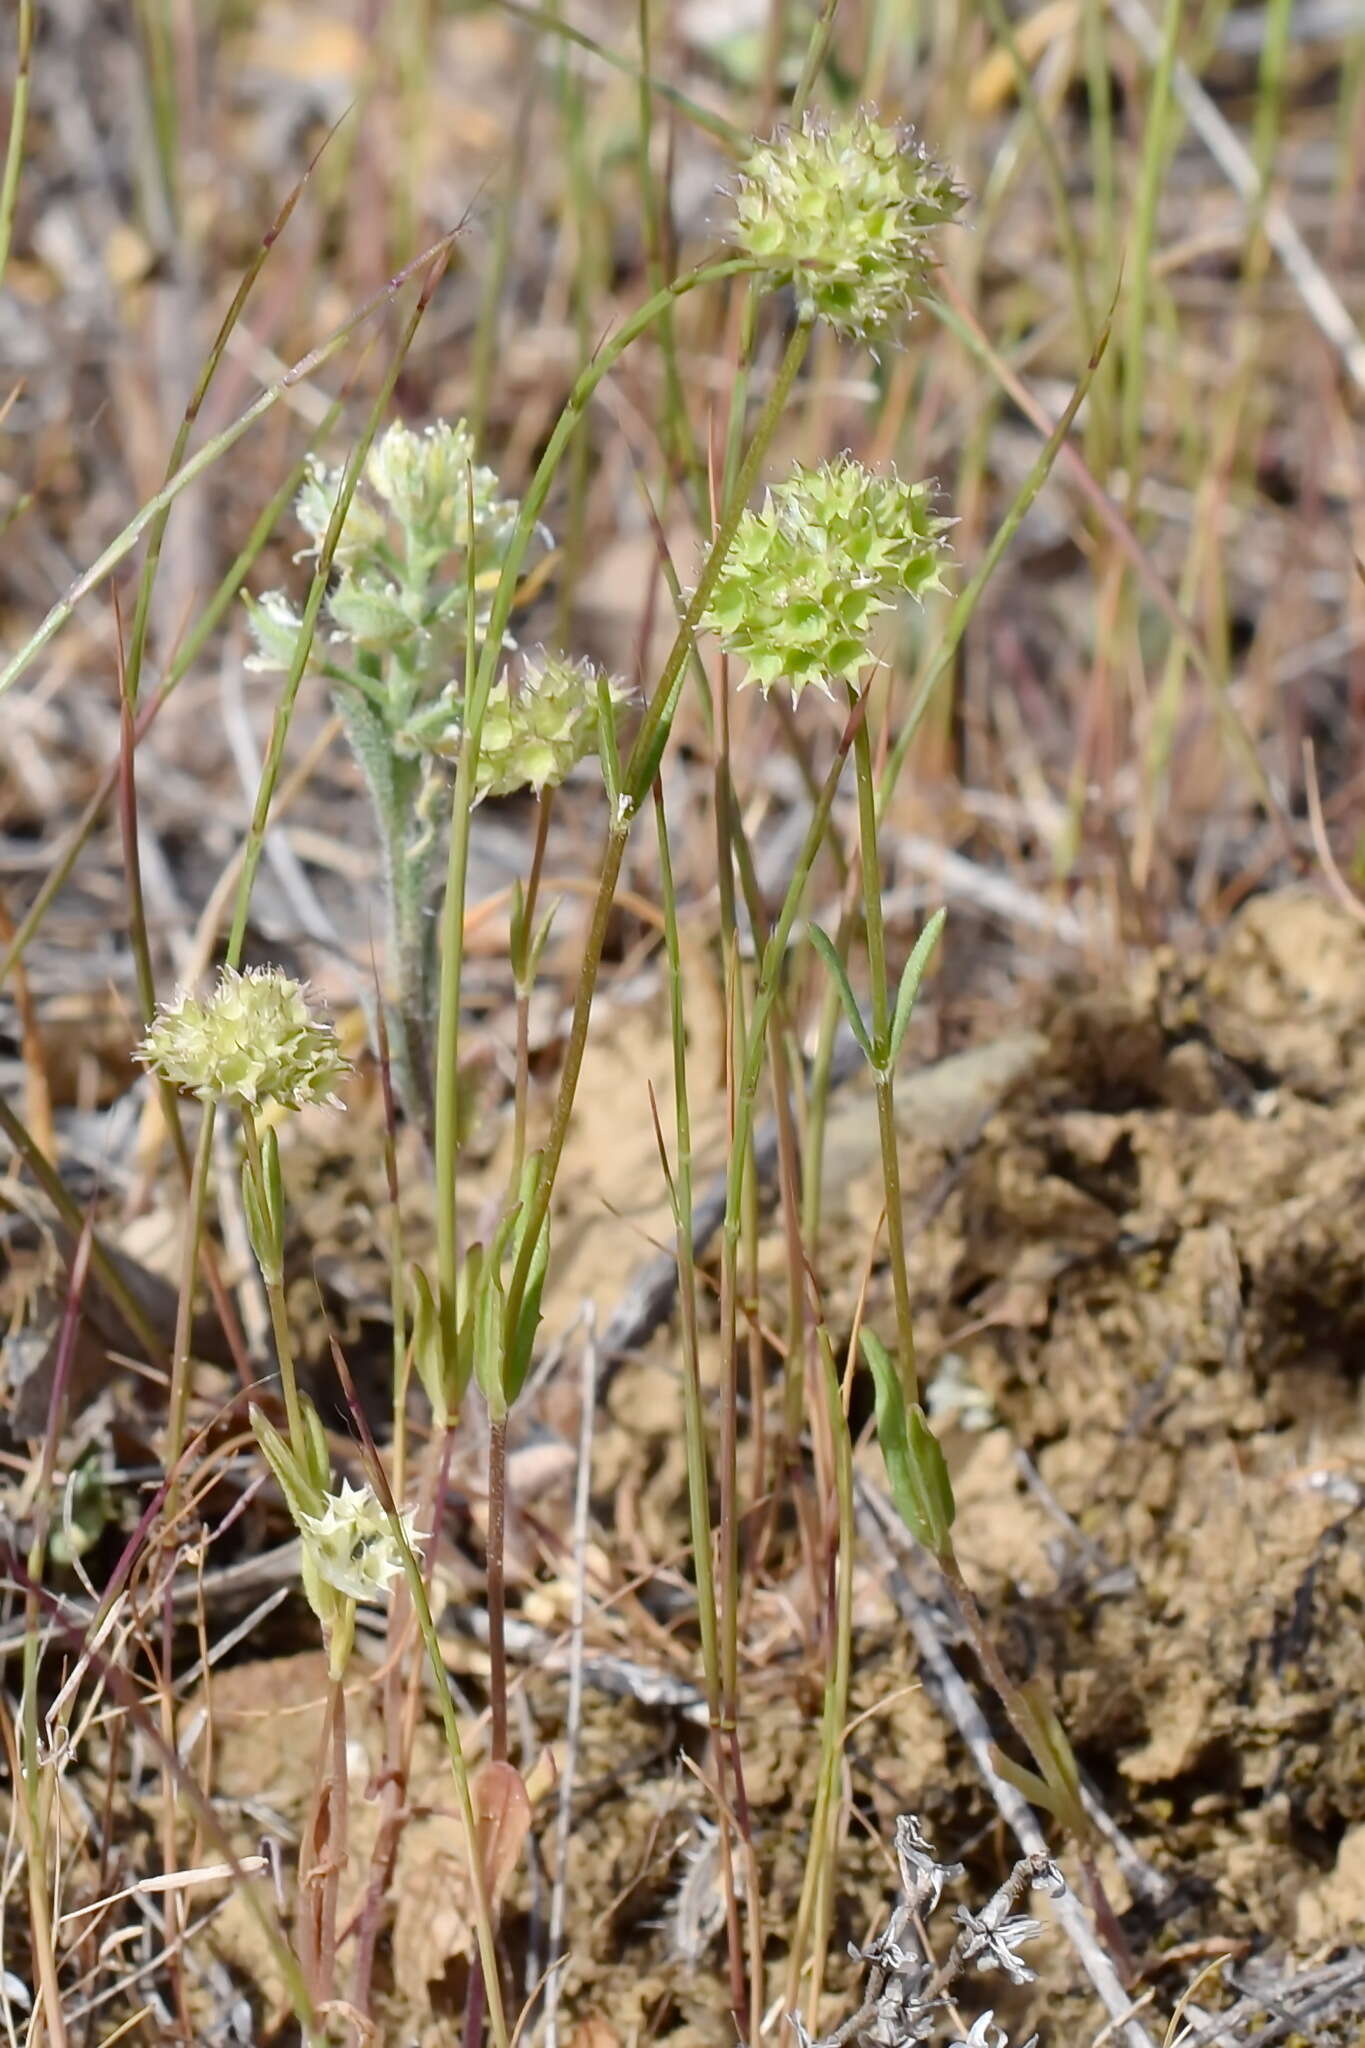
472 1759 533 1906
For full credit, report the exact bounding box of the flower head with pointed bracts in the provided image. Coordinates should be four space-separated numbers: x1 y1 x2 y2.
733 110 964 340
138 967 350 1111
299 1477 424 1605
701 455 951 700
411 649 631 800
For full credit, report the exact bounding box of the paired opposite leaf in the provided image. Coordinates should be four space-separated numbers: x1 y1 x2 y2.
810 909 947 1075
889 909 946 1067
809 922 876 1065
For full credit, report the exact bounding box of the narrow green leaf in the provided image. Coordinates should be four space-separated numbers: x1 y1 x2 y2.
906 1401 956 1553
472 1262 507 1420
888 908 946 1067
409 1263 449 1427
863 1330 955 1555
809 922 876 1066
241 1154 282 1287
595 670 622 811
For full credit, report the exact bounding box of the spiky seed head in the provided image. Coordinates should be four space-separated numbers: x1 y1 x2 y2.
138 966 351 1111
700 455 952 700
733 110 964 340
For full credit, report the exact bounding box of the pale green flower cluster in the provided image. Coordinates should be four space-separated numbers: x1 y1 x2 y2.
701 456 951 699
137 966 350 1111
413 650 632 801
300 1477 423 1606
245 418 521 688
733 110 963 341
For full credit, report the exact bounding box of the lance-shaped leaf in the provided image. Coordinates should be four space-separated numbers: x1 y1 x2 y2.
808 922 877 1066
888 909 946 1069
863 1329 956 1556
241 1123 285 1286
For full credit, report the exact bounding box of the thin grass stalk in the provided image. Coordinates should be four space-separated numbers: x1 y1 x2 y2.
497 0 736 141
554 10 606 645
0 1094 165 1368
788 0 842 117
1121 0 1184 499
881 305 1113 804
1145 0 1295 807
635 0 701 497
978 0 1097 349
433 255 760 1371
0 436 332 994
496 319 810 1352
849 695 917 1399
132 0 180 223
469 79 537 453
336 1381 511 2048
0 225 469 701
1081 0 1119 472
0 0 34 288
786 1324 854 2028
651 783 722 1706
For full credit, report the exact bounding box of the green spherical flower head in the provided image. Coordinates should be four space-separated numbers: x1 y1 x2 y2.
734 110 963 340
138 966 351 1110
701 455 952 700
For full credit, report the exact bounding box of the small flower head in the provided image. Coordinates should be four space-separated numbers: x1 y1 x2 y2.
414 650 631 800
364 419 517 555
733 110 963 340
299 1478 424 1605
138 966 351 1111
701 455 951 699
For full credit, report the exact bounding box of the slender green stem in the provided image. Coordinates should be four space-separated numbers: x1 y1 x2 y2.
511 793 554 1180
715 701 863 1719
850 696 917 1400
0 0 34 290
433 256 759 1369
390 1518 510 2048
486 1415 509 1762
498 319 811 1349
652 784 721 1708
